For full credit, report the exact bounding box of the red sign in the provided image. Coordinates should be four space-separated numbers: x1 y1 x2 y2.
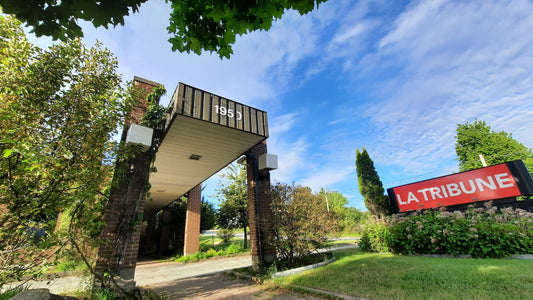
388 162 524 212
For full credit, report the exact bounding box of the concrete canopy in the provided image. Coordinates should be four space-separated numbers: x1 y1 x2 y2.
145 81 268 218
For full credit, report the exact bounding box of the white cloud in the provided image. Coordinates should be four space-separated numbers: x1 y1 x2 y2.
337 0 533 178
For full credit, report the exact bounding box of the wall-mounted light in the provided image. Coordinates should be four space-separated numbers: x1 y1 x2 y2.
189 154 202 160
258 153 278 170
125 124 153 152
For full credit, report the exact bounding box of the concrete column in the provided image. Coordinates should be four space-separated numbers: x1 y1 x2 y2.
184 183 202 255
247 141 276 269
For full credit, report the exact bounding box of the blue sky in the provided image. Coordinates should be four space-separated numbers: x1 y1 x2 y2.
27 0 533 210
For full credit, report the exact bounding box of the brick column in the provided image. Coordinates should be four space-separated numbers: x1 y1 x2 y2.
94 77 160 291
184 184 202 255
247 141 276 269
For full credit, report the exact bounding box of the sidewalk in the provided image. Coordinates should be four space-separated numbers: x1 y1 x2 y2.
6 245 359 298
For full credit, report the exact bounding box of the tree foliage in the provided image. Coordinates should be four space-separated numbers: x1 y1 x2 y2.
356 148 391 218
200 198 217 232
216 163 248 247
319 189 366 234
271 183 338 268
0 15 134 288
0 0 328 58
455 120 533 175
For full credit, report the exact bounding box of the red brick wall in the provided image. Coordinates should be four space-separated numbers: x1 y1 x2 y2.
184 184 202 255
94 77 160 283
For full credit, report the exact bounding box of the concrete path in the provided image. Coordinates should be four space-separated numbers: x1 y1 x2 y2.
147 273 323 299
7 245 360 298
135 254 253 286
6 255 254 295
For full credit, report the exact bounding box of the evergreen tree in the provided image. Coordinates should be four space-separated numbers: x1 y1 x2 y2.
355 148 391 218
455 120 533 175
200 198 217 232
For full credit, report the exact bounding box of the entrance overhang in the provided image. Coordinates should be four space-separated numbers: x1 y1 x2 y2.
146 82 268 217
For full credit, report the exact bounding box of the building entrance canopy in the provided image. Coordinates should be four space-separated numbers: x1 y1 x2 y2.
145 82 269 217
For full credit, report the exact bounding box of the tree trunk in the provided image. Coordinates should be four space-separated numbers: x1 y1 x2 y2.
243 225 248 249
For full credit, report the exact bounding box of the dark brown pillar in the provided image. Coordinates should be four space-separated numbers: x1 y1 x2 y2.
184 184 202 255
247 141 276 269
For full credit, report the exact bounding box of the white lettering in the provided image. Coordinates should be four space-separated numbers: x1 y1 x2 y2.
447 183 461 196
397 194 407 205
495 172 514 188
459 180 476 194
475 176 496 192
440 185 448 197
407 192 420 203
417 188 431 201
430 187 443 200
214 105 243 120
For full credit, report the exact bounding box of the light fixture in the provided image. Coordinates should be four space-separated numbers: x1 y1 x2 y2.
189 154 202 160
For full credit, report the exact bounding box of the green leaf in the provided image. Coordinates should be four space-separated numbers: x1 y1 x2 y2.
3 149 13 158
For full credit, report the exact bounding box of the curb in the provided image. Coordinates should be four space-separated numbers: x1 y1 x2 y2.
289 284 371 300
271 255 336 278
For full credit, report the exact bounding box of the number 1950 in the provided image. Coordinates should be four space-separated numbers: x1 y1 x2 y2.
214 105 242 120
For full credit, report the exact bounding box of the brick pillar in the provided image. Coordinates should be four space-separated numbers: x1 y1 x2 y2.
94 150 150 287
184 184 202 255
247 141 276 269
94 77 160 291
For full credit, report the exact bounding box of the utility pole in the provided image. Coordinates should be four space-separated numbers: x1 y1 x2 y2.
325 190 330 212
479 154 488 167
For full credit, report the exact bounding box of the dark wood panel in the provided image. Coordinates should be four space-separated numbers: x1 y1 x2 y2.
172 82 268 137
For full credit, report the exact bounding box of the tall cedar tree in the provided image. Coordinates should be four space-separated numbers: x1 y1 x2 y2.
455 120 533 175
356 148 391 218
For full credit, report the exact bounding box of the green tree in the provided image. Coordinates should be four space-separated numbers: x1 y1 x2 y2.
455 120 533 174
271 183 338 267
356 148 391 218
201 198 217 232
319 189 366 234
320 189 350 215
216 163 248 247
0 15 134 288
0 0 328 58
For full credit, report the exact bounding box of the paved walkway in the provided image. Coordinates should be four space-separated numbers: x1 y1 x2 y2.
7 245 360 299
135 254 253 286
146 273 323 299
7 254 329 299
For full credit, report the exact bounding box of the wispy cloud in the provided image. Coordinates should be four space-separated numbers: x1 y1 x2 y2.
329 0 533 180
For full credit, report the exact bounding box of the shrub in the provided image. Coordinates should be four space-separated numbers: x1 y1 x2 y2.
359 219 391 253
216 228 235 243
360 202 533 258
271 183 338 268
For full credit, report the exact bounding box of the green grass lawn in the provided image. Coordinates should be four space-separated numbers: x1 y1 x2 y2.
273 248 533 300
